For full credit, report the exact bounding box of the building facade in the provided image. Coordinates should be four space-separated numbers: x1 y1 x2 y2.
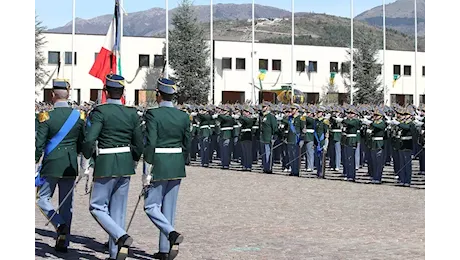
38 32 425 105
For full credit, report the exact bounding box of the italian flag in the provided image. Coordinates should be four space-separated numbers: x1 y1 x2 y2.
89 0 126 104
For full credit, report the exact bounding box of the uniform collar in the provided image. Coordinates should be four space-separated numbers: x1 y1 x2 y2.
160 101 174 108
54 101 69 108
107 98 122 105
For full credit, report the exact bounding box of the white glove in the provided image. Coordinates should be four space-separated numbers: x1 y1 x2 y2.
413 120 424 127
299 140 305 148
415 115 423 121
233 114 240 119
212 114 218 119
392 119 400 125
137 111 143 116
322 139 329 151
142 174 152 187
386 120 392 125
302 128 307 134
143 162 153 175
79 168 90 179
35 163 40 173
421 130 425 135
324 114 331 119
80 157 91 172
190 112 197 117
334 117 344 123
366 129 373 134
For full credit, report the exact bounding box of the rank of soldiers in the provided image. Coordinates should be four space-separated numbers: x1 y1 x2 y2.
35 75 425 260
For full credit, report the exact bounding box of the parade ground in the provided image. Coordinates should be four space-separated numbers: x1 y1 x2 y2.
35 163 425 260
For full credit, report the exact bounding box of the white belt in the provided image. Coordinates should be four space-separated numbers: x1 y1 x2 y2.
221 127 233 131
210 125 215 128
233 125 240 128
98 146 130 154
241 129 252 132
252 126 259 129
401 136 412 140
372 137 384 141
155 147 183 154
192 124 198 127
306 129 314 133
200 125 210 129
346 134 357 137
357 130 361 133
331 129 342 132
284 130 289 134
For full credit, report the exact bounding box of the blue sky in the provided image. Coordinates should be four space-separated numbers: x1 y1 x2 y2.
36 0 396 29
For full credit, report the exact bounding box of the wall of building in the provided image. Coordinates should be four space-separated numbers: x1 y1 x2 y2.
39 32 425 105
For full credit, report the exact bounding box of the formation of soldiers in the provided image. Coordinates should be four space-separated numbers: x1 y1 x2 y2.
168 101 425 186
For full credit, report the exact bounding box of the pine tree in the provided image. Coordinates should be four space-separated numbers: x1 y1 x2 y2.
169 0 210 104
342 30 383 105
35 15 48 91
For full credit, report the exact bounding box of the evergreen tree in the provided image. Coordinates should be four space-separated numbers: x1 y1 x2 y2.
342 30 383 105
35 15 48 90
169 0 210 104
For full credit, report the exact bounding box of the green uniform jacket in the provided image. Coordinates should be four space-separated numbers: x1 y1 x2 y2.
313 118 329 147
280 117 290 141
239 116 254 141
144 106 191 181
330 118 342 142
304 117 315 142
233 118 241 138
197 114 212 137
35 107 85 178
217 115 234 139
287 115 302 144
82 104 144 178
342 119 360 147
260 112 277 143
398 120 415 151
370 120 386 150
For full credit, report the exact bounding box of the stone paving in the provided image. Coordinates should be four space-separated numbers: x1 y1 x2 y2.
35 163 425 260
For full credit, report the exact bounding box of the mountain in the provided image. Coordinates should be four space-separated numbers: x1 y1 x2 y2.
47 3 424 51
355 0 425 36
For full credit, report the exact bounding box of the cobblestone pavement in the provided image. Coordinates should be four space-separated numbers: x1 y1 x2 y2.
35 164 425 260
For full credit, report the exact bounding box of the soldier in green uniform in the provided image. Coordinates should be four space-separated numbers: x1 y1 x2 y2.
82 74 144 260
35 79 86 253
143 78 189 260
342 107 360 181
239 106 255 171
393 108 416 187
191 107 212 167
279 106 291 172
330 107 343 171
304 107 316 172
214 106 235 169
260 102 278 174
313 106 329 178
232 107 242 163
286 104 303 176
367 109 387 184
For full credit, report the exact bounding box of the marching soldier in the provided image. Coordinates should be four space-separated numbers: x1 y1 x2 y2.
330 107 343 171
252 105 261 165
342 107 360 181
82 74 144 260
214 106 234 169
191 106 212 167
260 102 278 174
367 109 387 184
35 79 86 253
239 106 255 171
143 78 189 260
313 106 329 178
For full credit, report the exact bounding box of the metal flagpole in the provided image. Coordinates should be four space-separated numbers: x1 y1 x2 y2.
210 0 213 104
414 0 418 106
291 0 295 104
165 0 169 78
383 0 387 105
350 0 354 105
251 0 255 104
71 0 75 101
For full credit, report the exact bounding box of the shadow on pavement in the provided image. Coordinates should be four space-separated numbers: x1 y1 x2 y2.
35 228 154 260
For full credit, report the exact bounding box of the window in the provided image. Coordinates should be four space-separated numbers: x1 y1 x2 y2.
393 65 401 75
64 51 77 65
154 55 164 68
422 66 425 76
48 51 60 64
272 59 281 71
403 65 411 76
296 60 305 72
222 57 232 70
139 54 150 67
236 58 246 70
308 61 318 72
330 62 339 73
94 52 99 60
259 59 268 70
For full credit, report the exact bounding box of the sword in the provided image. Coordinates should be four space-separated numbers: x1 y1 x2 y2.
126 185 150 233
45 174 84 227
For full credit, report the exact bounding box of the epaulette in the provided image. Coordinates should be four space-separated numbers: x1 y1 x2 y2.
79 110 86 120
323 119 331 126
38 111 50 123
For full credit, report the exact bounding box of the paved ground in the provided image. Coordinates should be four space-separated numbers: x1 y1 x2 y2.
35 164 425 260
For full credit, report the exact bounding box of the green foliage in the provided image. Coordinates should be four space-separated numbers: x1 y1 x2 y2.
35 15 48 89
169 0 210 104
342 30 384 105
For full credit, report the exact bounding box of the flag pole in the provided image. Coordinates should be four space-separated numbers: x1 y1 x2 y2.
251 0 255 104
210 0 213 104
165 0 169 78
414 0 418 106
383 0 387 105
71 0 75 101
291 0 295 104
350 0 354 105
120 0 123 74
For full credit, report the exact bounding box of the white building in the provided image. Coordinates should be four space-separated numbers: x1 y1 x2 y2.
38 32 425 105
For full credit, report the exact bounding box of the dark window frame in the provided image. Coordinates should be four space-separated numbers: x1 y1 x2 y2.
236 58 246 70
259 59 268 70
330 62 339 73
272 59 282 71
153 55 164 68
64 51 77 65
296 60 305 72
139 54 150 68
308 61 318 72
222 57 232 70
403 65 411 76
393 64 401 75
48 51 60 65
